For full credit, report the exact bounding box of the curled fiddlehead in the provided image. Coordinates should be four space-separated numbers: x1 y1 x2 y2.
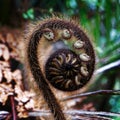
26 17 95 120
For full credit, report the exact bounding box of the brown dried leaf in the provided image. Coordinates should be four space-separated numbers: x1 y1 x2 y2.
24 99 35 110
14 85 23 99
6 33 16 46
0 69 2 82
15 86 29 103
0 91 8 105
0 83 13 105
0 44 10 61
17 110 28 118
12 70 22 83
0 48 2 57
17 104 28 118
0 61 9 68
3 69 12 83
3 46 10 61
0 29 36 119
0 34 5 42
15 87 34 104
0 83 13 93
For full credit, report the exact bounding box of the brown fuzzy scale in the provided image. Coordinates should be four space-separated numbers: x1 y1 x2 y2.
27 17 95 120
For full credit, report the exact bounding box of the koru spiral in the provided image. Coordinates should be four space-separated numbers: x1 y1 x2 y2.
27 17 95 120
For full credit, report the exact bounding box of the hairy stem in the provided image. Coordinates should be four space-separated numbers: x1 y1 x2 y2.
27 31 66 120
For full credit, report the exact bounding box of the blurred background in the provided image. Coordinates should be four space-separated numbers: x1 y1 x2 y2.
0 0 120 120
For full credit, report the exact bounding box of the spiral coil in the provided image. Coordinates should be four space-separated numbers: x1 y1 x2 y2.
41 19 95 91
27 17 95 120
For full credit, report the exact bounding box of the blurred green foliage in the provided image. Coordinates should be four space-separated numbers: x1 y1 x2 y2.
22 8 34 20
0 0 120 118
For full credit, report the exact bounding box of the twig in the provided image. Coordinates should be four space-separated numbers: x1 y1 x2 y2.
0 111 9 119
0 110 114 120
28 110 120 118
78 116 112 120
94 60 120 75
65 110 120 117
10 95 17 120
28 110 50 117
61 90 120 101
72 115 112 120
